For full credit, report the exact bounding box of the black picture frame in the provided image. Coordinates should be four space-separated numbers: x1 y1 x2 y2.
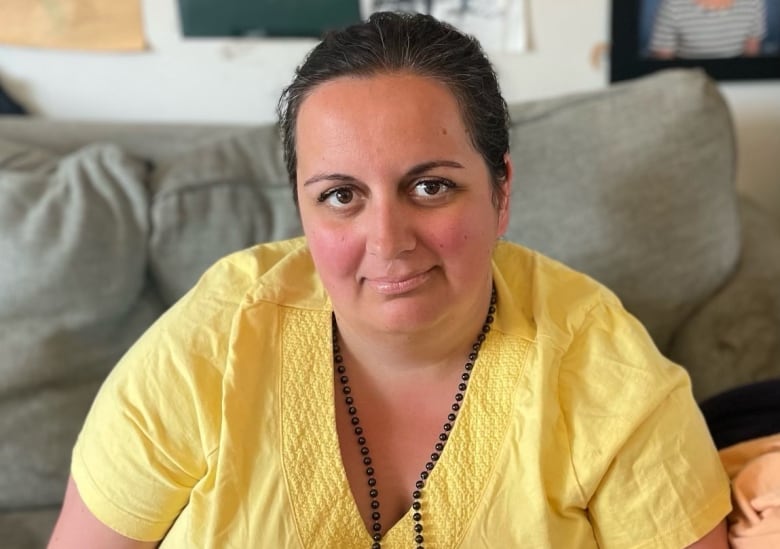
611 0 780 82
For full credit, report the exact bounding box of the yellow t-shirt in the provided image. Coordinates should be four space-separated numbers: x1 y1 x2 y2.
71 238 730 548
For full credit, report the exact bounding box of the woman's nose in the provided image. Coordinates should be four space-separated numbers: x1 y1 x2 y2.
365 200 416 259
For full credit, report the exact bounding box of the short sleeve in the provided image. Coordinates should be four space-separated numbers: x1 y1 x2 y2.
649 0 677 54
588 384 731 547
750 0 767 40
560 297 731 549
70 267 235 541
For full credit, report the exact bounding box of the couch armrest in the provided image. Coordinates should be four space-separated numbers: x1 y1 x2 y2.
669 197 780 401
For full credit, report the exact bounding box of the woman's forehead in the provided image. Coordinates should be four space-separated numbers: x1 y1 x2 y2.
294 75 489 185
296 74 467 142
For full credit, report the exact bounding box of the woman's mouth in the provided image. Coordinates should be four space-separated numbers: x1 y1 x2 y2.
364 269 433 295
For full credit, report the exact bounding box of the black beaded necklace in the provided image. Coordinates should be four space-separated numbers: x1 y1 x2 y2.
332 286 497 549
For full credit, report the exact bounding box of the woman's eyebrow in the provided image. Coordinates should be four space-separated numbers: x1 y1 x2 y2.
303 173 357 186
303 160 464 186
406 160 464 177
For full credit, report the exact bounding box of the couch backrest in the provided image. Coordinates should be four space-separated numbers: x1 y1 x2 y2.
0 117 246 162
505 68 741 350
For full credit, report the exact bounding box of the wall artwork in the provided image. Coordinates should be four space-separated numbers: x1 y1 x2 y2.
178 0 363 38
611 0 780 81
0 0 145 51
360 0 529 53
178 0 529 53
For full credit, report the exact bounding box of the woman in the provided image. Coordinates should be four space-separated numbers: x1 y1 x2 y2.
49 12 730 548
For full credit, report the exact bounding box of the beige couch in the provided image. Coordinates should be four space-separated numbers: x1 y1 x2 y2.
1 69 778 547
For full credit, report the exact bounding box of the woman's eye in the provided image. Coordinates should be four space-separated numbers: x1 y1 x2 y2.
412 179 453 198
318 187 354 206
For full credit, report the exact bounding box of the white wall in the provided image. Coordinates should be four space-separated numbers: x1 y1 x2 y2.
1 0 778 217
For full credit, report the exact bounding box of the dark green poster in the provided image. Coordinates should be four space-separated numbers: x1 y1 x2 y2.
178 0 363 37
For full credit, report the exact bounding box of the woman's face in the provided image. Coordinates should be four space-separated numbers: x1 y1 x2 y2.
295 73 511 335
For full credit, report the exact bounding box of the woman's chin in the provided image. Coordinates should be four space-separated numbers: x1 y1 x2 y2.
361 296 449 335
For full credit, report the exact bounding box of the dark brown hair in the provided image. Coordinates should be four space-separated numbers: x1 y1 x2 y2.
277 11 510 204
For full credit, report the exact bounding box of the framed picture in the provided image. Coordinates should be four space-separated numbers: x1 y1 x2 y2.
177 0 362 38
611 0 780 82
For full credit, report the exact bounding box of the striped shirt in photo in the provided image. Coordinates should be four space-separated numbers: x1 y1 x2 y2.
650 0 767 58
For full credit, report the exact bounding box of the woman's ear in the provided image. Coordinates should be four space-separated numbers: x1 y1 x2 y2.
497 152 513 237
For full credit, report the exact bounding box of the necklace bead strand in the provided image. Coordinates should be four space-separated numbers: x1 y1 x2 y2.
333 332 384 548
333 286 496 549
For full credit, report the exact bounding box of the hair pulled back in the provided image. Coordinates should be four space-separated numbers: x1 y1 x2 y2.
277 11 510 204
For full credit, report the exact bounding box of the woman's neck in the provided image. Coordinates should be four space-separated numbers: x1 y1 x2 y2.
332 286 493 384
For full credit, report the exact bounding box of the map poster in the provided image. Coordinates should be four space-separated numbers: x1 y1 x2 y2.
0 0 145 51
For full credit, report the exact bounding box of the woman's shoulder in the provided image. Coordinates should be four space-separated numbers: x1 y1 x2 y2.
188 236 326 310
131 237 321 372
493 241 689 413
492 241 620 340
198 236 311 292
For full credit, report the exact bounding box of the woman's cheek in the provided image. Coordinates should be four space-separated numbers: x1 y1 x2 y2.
426 217 477 253
426 216 497 275
307 228 364 281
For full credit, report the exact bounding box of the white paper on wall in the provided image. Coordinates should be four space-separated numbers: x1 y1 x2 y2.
360 0 530 53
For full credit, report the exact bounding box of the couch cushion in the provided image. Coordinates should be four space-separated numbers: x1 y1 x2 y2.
0 508 59 549
148 125 302 305
505 69 741 351
0 141 164 508
669 198 780 401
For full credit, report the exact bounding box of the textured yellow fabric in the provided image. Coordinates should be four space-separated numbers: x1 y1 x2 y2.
71 238 730 548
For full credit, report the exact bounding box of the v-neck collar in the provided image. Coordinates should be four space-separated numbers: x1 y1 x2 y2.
280 307 528 548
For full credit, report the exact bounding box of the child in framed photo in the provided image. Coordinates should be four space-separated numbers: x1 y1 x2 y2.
642 0 778 59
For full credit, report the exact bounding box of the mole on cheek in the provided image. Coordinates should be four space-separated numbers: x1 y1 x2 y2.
441 128 448 135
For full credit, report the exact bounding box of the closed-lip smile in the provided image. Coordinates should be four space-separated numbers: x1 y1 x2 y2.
364 269 433 295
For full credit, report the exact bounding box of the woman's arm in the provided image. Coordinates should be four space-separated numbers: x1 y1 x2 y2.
685 520 729 549
743 37 762 56
48 476 160 549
